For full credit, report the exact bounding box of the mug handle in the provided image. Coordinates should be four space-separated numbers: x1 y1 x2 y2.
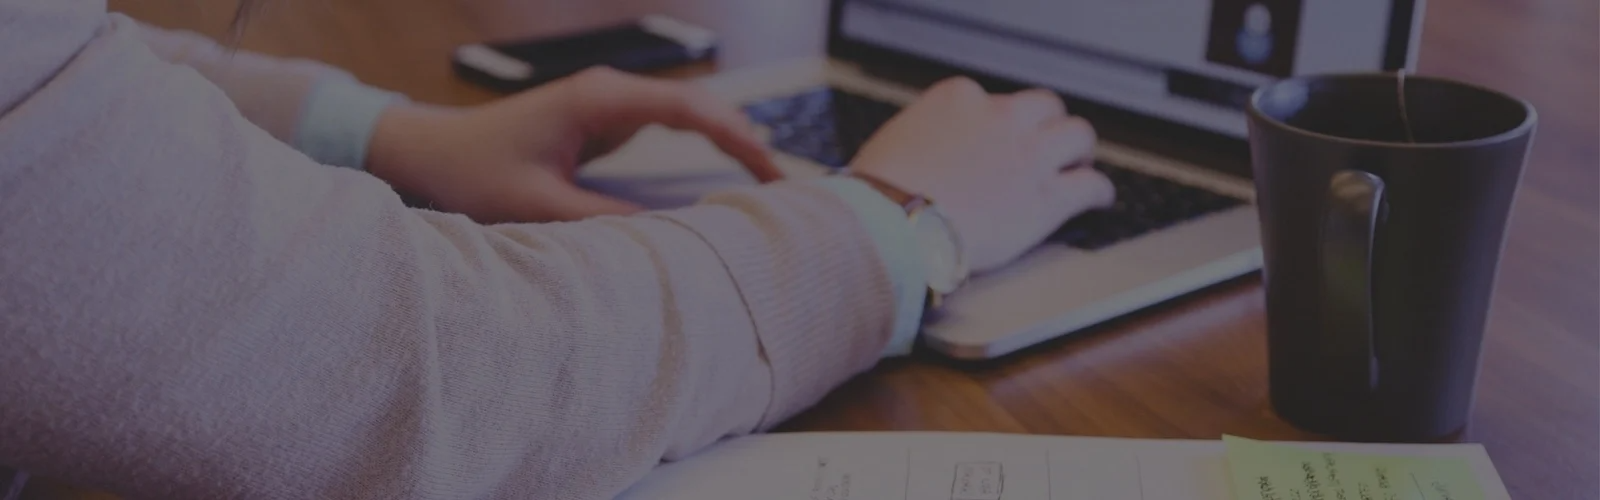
1322 170 1385 393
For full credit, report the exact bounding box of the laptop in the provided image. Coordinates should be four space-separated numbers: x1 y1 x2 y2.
580 0 1427 359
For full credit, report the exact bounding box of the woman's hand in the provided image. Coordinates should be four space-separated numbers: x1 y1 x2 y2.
366 67 782 223
851 77 1115 272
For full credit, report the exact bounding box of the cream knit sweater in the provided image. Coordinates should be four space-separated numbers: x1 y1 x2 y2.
0 1 900 498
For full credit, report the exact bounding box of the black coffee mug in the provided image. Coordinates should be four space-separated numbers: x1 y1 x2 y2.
1246 73 1536 441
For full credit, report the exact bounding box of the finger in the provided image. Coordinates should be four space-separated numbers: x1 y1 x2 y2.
998 88 1067 126
574 73 785 183
1045 166 1117 221
673 94 787 183
927 76 985 99
1032 115 1097 173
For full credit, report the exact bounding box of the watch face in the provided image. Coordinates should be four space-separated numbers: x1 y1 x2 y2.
913 206 965 294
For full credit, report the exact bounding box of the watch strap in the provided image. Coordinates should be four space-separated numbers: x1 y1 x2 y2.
844 171 926 213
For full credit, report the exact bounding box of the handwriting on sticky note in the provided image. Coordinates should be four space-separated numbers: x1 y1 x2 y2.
951 462 1003 500
1224 435 1486 500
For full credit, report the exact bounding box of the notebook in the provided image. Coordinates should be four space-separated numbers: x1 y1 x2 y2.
617 431 1509 500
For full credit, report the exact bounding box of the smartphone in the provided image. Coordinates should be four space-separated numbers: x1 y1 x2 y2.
452 15 717 93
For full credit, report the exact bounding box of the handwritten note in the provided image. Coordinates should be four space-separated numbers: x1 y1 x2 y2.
1224 435 1487 500
952 462 1004 500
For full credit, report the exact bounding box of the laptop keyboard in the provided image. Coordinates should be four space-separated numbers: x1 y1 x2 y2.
1048 164 1243 250
743 87 902 167
743 87 1244 251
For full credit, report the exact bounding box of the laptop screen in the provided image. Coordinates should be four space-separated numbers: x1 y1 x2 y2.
836 0 1419 138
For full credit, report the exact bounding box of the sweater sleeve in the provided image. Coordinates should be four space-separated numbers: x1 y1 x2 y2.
128 12 933 352
128 9 931 355
128 15 930 356
129 16 404 169
0 7 895 500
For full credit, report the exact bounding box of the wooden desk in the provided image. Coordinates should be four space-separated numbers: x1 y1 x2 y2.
35 1 1597 498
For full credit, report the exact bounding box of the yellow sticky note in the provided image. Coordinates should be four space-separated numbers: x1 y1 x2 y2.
1224 435 1486 500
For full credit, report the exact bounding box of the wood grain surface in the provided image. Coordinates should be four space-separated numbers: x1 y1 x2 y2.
26 0 1599 498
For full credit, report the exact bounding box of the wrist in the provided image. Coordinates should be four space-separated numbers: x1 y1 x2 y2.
292 78 406 171
366 104 457 196
366 104 419 183
811 177 928 357
851 171 960 282
843 170 968 310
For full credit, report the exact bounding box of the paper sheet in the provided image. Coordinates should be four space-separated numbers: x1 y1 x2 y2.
616 432 1510 500
1223 436 1486 500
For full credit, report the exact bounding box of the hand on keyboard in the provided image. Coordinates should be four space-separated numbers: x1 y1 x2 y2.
744 86 1246 254
850 77 1115 272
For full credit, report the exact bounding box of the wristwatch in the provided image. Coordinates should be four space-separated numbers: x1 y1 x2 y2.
845 171 969 312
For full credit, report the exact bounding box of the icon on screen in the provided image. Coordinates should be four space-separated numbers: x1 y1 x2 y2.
1236 4 1274 64
1207 0 1302 77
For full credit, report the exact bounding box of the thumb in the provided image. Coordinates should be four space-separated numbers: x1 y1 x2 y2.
568 69 785 183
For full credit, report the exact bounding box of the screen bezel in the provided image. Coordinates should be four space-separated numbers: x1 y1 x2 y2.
825 0 1423 178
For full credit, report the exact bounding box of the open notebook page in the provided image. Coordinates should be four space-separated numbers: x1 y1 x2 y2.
617 432 1510 500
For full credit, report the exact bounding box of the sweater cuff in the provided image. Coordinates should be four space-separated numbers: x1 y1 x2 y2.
810 177 925 357
292 78 406 171
657 182 898 428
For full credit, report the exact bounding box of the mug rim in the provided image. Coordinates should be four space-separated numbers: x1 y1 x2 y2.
1247 72 1538 149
